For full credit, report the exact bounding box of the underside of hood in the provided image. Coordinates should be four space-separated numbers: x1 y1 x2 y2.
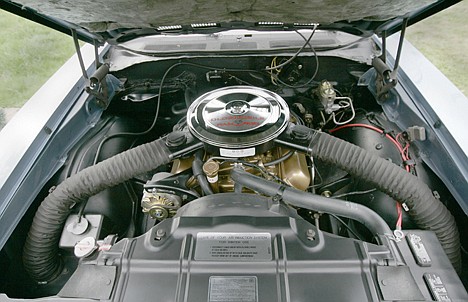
0 0 461 43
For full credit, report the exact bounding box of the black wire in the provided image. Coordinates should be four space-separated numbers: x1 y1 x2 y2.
272 29 320 89
218 158 289 186
265 24 318 72
243 162 288 185
332 188 376 199
307 164 324 189
329 213 364 241
92 59 284 164
82 64 189 218
264 150 294 167
290 110 305 125
91 45 318 165
92 63 184 164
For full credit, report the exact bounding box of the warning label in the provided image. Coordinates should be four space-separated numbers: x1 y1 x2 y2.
209 276 257 302
195 232 272 261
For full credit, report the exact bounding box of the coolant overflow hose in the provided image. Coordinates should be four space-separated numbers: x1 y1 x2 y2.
23 137 172 283
278 126 461 272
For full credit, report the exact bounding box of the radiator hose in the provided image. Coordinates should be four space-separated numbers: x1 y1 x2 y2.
277 126 461 272
231 167 403 265
23 138 172 283
231 168 392 237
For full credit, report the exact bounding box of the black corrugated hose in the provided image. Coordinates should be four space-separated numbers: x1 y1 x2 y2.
23 138 172 283
303 129 461 272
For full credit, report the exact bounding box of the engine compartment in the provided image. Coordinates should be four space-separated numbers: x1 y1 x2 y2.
1 52 467 301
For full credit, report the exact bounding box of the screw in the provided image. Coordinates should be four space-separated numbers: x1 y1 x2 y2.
321 190 332 198
375 143 383 150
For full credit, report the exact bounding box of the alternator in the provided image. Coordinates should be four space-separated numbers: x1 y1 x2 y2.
141 190 181 220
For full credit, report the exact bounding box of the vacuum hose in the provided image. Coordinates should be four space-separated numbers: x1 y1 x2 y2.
278 126 461 272
23 138 172 283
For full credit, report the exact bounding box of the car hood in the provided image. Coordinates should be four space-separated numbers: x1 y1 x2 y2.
0 0 461 43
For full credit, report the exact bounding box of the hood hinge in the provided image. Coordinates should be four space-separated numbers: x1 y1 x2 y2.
71 29 110 108
373 17 409 100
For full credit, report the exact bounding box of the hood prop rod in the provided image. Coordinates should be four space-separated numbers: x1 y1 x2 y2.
373 17 409 100
71 29 110 108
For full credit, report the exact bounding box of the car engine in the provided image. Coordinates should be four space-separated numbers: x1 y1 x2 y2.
1 52 467 301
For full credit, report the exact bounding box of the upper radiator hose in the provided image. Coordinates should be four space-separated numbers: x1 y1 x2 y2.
277 125 461 272
23 138 172 283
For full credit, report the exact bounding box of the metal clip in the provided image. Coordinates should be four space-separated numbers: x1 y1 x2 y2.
393 229 405 242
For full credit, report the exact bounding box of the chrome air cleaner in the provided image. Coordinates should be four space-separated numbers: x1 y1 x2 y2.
187 86 289 157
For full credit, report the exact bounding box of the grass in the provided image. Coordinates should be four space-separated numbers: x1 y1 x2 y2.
406 1 468 96
0 10 76 107
0 2 467 109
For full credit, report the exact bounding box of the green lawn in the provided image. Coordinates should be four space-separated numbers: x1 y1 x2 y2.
0 10 76 107
0 2 467 109
406 0 468 96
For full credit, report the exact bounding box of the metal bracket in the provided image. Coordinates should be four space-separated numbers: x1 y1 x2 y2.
71 29 110 108
374 18 409 100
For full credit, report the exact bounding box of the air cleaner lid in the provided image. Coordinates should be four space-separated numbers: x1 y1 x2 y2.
187 86 289 150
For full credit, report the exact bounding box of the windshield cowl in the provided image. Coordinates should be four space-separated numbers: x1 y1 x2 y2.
106 29 377 71
117 29 362 55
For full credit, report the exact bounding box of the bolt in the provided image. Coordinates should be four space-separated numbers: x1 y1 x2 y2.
153 209 164 219
321 190 332 198
375 143 383 150
306 229 315 237
106 279 112 285
43 126 52 135
156 229 166 237
306 229 316 241
381 279 387 286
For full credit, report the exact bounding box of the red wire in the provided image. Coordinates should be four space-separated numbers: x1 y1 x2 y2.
330 123 411 229
330 123 407 157
396 202 403 229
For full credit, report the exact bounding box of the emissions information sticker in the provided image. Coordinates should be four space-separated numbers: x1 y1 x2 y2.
209 276 258 302
220 147 256 158
195 232 272 261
